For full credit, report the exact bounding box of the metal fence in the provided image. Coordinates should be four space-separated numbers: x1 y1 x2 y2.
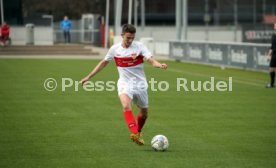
169 41 271 71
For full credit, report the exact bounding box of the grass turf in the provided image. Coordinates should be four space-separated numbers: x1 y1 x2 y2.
0 59 275 168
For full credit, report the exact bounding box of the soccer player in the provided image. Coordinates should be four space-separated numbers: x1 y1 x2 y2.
80 24 167 145
266 23 276 88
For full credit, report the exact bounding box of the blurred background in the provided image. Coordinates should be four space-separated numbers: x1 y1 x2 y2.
1 0 276 43
0 0 275 71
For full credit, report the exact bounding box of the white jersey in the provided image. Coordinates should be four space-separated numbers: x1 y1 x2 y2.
104 41 152 90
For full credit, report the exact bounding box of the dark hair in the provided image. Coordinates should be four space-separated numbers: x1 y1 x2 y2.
122 24 136 33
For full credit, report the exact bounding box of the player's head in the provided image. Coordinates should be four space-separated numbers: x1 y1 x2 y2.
121 24 136 48
64 16 68 20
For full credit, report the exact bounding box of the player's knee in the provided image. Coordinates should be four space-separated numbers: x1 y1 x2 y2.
122 104 131 111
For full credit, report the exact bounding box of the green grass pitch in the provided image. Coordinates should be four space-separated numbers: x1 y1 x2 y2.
0 59 275 168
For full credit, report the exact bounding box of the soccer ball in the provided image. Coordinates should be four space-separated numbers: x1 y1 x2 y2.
151 135 169 151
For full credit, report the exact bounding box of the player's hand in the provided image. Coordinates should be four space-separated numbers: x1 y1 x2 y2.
80 77 90 86
160 63 167 70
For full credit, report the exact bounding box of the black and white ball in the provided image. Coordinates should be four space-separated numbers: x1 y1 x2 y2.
151 135 169 151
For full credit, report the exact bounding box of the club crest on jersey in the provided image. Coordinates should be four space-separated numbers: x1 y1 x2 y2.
131 53 137 59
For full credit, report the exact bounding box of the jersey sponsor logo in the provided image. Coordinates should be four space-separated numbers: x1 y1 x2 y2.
114 55 144 67
131 53 137 59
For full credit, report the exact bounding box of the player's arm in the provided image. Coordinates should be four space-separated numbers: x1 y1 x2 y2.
147 57 167 70
80 59 109 85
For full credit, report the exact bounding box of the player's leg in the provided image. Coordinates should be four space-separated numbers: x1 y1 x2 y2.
137 106 148 133
269 67 275 87
119 93 144 145
119 93 138 135
131 90 149 145
135 90 148 133
133 106 148 145
267 57 276 88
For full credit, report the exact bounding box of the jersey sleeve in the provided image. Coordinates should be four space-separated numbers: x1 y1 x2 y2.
139 43 152 60
104 46 115 61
